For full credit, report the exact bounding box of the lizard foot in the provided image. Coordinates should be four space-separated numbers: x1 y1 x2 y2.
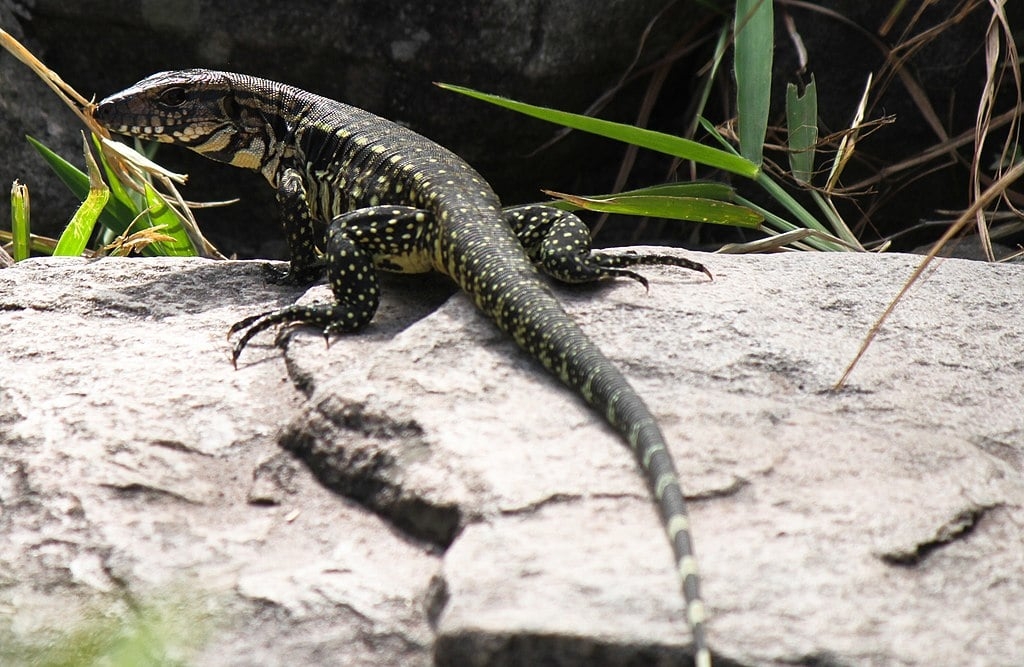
261 261 324 287
227 303 366 366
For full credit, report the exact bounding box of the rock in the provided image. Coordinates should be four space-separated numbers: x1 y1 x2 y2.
1 251 1022 665
0 258 437 666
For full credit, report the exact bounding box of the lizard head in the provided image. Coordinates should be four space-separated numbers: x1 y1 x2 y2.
95 69 274 171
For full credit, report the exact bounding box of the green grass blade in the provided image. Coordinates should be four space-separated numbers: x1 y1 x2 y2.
699 116 852 249
53 137 109 256
786 76 818 184
95 136 197 256
809 190 862 249
552 181 740 202
545 190 763 228
437 83 760 178
27 133 92 199
734 0 774 166
10 180 30 261
543 182 762 227
623 182 736 200
93 133 138 211
688 26 731 138
140 181 197 256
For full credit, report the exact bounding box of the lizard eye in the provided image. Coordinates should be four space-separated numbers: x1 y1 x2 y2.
158 87 187 108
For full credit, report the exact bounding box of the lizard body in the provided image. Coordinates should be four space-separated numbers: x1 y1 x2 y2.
95 70 711 666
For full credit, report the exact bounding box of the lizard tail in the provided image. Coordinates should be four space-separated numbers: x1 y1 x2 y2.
490 279 710 666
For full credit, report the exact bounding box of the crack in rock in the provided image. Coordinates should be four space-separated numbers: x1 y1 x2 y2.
433 629 704 667
880 504 999 567
279 396 462 548
98 482 202 506
498 493 584 517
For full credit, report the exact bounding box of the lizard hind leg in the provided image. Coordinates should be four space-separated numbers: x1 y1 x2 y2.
505 204 712 288
229 226 381 364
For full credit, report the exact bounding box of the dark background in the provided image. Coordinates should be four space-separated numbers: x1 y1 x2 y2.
1 0 1018 258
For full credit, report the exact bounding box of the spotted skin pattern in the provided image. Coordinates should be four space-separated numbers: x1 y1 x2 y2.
505 204 711 287
271 167 326 285
95 70 712 667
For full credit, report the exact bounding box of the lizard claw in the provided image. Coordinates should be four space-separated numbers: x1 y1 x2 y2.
261 261 324 286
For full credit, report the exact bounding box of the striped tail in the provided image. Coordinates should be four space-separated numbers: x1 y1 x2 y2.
491 280 710 667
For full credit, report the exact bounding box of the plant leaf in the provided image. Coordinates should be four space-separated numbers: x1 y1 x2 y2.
140 181 196 256
734 0 775 166
826 73 873 192
786 76 818 184
93 133 137 212
436 83 760 178
556 181 741 202
10 180 30 261
54 135 109 256
27 134 195 257
543 190 763 228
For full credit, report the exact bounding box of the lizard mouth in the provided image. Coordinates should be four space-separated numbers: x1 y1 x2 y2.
100 122 173 139
93 99 178 142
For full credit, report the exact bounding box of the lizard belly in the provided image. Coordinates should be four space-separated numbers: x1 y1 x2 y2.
373 249 434 274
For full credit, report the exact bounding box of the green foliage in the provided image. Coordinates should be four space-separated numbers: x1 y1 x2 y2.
441 81 855 249
786 77 818 185
437 84 764 232
52 134 109 256
9 180 30 261
734 0 774 166
436 83 761 179
24 134 198 258
545 182 763 228
440 0 872 252
0 590 216 667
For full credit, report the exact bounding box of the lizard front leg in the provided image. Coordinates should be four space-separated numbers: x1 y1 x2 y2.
263 166 326 286
229 206 434 363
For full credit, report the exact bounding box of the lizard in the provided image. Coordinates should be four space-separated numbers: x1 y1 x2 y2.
94 69 713 666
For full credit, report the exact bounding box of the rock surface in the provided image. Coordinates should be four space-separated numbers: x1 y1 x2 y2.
1 251 1023 666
